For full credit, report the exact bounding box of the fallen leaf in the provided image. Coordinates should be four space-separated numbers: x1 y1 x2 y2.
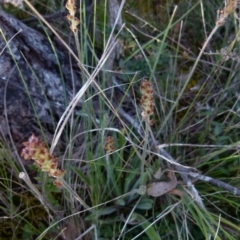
147 170 177 197
168 189 184 197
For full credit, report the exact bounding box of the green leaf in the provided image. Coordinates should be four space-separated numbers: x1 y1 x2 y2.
131 213 161 240
71 166 91 185
135 198 153 210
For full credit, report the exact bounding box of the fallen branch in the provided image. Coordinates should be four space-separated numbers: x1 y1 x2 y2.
189 171 240 196
118 107 240 198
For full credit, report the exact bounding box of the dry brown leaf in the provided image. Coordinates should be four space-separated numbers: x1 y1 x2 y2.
168 189 184 197
147 170 177 197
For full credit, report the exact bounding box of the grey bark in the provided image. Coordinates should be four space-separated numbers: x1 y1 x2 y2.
0 9 81 141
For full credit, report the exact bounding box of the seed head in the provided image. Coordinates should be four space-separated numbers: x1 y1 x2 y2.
21 134 65 187
140 79 155 124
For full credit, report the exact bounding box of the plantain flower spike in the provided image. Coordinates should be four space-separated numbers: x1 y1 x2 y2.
21 134 65 187
104 136 116 154
140 79 155 125
65 0 80 33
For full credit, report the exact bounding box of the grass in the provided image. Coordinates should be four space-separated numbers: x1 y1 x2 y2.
0 0 240 239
